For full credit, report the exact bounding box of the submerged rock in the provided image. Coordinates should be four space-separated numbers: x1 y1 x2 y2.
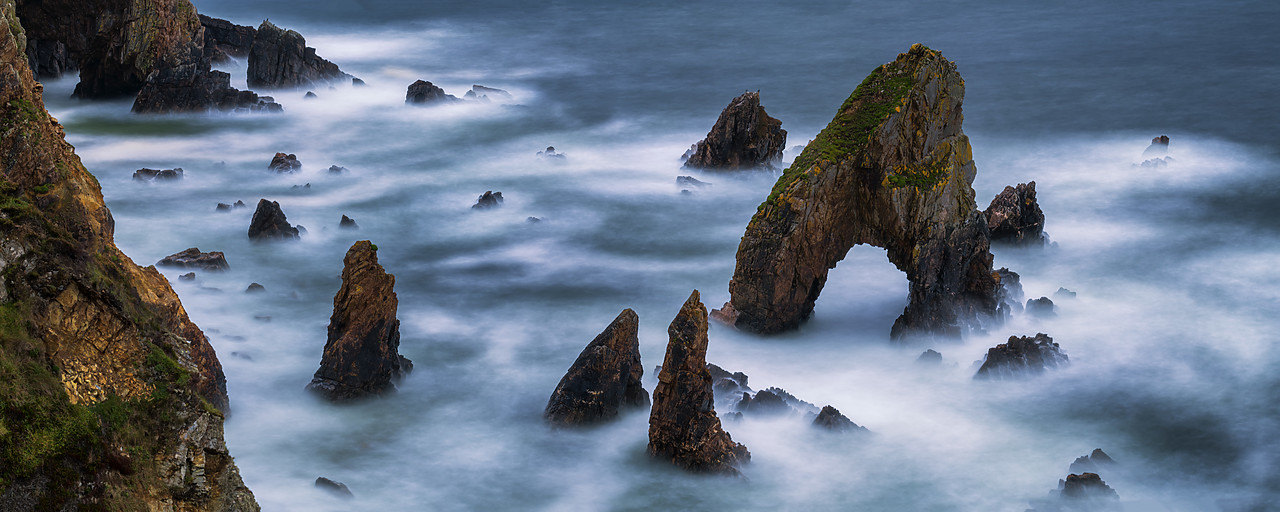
269 152 302 173
248 20 350 89
544 309 650 426
1026 296 1056 318
916 349 943 365
406 80 460 105
307 241 412 401
974 333 1068 379
736 389 791 417
812 405 868 433
216 202 232 211
683 91 786 170
985 182 1047 246
1054 287 1077 300
537 146 566 160
722 45 999 339
245 283 265 293
648 290 750 475
472 191 504 209
179 272 196 281
157 248 229 271
133 167 184 181
247 199 300 241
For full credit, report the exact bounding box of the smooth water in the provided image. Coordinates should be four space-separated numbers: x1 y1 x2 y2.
41 1 1280 510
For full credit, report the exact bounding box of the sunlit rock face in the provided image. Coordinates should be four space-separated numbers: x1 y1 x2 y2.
718 44 999 340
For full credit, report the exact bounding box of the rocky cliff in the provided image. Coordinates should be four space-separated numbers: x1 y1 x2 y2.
0 2 257 508
683 91 787 170
717 45 999 339
647 291 749 475
307 241 411 401
544 309 649 426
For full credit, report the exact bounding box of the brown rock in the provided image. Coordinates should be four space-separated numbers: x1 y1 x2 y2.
984 182 1047 246
544 308 650 426
307 241 412 401
647 290 749 475
247 199 300 241
269 152 301 172
722 45 998 340
683 91 787 170
157 247 229 271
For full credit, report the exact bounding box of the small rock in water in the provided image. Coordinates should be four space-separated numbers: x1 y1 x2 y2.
245 283 265 293
179 272 196 281
680 189 693 196
916 349 942 365
1026 296 1056 318
253 314 272 322
247 199 301 241
290 183 312 190
158 248 229 271
133 167 184 181
216 202 232 211
974 333 1068 379
304 91 317 99
328 165 348 174
1054 287 1077 300
234 200 247 208
526 216 541 223
683 91 786 170
676 175 710 188
405 79 460 105
268 152 302 173
339 215 359 229
537 146 566 160
737 389 792 417
812 405 869 433
314 477 353 499
1142 134 1170 157
467 84 514 103
544 308 649 427
472 191 503 209
352 78 366 87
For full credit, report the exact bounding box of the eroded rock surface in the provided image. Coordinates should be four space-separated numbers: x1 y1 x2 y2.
248 20 349 89
985 182 1047 245
199 15 255 60
544 308 650 426
683 91 786 170
247 199 300 241
269 152 301 172
307 241 411 400
974 333 1068 379
648 290 749 475
157 247 229 271
721 45 998 339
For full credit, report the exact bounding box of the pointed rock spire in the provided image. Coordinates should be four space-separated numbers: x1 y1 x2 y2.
544 308 650 426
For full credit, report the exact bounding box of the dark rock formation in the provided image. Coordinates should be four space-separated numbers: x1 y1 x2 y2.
157 248 229 271
647 290 750 475
1060 473 1120 501
526 216 542 223
269 152 301 172
247 199 300 241
1142 135 1170 157
307 241 412 401
179 272 195 281
683 91 786 170
718 45 999 339
1069 448 1117 475
216 202 232 211
544 308 650 426
406 79 460 105
736 389 791 417
995 267 1024 317
676 175 710 188
304 91 317 99
0 8 257 507
133 64 282 113
314 477 353 499
1026 296 1056 318
339 215 359 229
916 349 942 365
1028 472 1121 512
812 405 868 432
247 20 349 89
234 199 246 208
132 167 183 180
984 182 1047 246
328 165 348 174
199 15 255 60
1054 287 1077 300
24 38 73 78
245 283 265 293
537 146 566 160
707 363 751 399
472 191 503 209
974 333 1068 379
464 84 513 102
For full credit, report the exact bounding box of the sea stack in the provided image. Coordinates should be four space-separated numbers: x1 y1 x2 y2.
683 91 787 170
307 241 412 401
985 182 1047 245
715 44 998 340
247 20 349 89
544 309 650 426
974 333 1068 379
648 290 750 475
247 199 300 240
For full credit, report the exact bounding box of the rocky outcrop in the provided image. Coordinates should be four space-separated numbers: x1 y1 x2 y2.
472 191 503 209
916 348 942 364
812 405 868 432
314 477 353 499
199 15 255 61
307 241 412 401
718 45 998 339
157 247 229 271
1028 473 1121 512
339 214 358 229
995 267 1024 317
247 20 349 89
406 79 460 105
1026 296 1056 317
683 91 786 170
544 308 650 426
974 333 1068 379
132 167 183 180
269 152 301 172
0 5 257 507
984 182 1047 245
1069 449 1116 475
647 290 749 475
247 199 300 241
536 146 565 160
1142 135 1169 157
464 84 512 102
133 64 282 113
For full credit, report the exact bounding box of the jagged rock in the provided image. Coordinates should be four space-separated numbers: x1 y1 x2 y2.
157 248 229 271
405 79 460 105
707 363 751 399
985 182 1047 246
245 283 265 293
1142 135 1170 157
472 191 503 209
290 183 311 190
269 152 302 172
648 290 750 475
247 199 300 241
676 176 710 188
1028 472 1121 512
469 84 512 102
178 272 195 281
1054 287 1077 300
352 77 366 87
234 200 247 208
199 15 256 60
1069 448 1117 475
1060 473 1120 501
339 215 359 229
314 477 353 499
916 349 942 365
1026 296 1056 318
812 405 868 432
737 389 791 417
537 146 566 160
974 333 1068 379
995 267 1025 317
133 63 282 113
328 165 348 174
760 386 819 414
720 45 999 340
132 167 183 180
683 91 786 170
248 20 349 89
307 241 411 401
544 309 650 426
216 202 232 211
24 38 73 78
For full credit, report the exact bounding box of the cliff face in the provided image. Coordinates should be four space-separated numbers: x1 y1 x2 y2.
719 45 998 339
0 3 257 509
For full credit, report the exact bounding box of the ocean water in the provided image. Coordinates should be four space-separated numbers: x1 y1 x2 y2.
40 1 1280 510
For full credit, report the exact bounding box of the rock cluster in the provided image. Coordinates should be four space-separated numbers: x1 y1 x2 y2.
307 241 412 401
269 152 302 172
248 20 350 89
984 182 1047 245
132 167 184 180
648 291 750 475
974 333 1068 379
247 199 300 241
133 64 282 113
157 248 229 271
683 91 786 170
464 84 513 102
472 191 503 209
544 309 650 426
718 45 999 339
406 80 460 105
